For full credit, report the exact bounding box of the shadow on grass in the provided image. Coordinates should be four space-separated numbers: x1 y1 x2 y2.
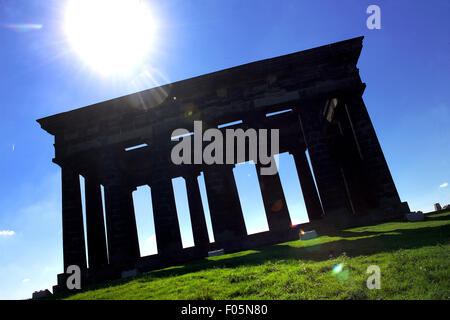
142 219 450 281
61 214 450 297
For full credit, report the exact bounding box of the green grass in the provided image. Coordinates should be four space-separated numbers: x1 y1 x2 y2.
63 211 450 300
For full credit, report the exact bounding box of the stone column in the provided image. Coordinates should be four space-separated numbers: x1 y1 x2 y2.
61 166 87 270
84 177 108 269
203 165 247 251
149 128 184 259
343 93 401 207
184 172 210 251
290 145 324 221
103 155 140 267
150 171 183 257
254 162 292 232
297 99 350 216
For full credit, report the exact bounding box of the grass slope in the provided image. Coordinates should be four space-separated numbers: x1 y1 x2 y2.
64 211 450 300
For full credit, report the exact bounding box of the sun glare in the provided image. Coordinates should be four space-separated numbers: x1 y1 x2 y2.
64 0 156 75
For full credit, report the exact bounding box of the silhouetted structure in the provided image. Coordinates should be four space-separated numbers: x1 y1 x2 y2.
37 36 409 293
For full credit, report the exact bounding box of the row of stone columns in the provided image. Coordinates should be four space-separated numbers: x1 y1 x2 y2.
60 157 141 270
60 142 329 271
60 93 392 271
60 149 330 271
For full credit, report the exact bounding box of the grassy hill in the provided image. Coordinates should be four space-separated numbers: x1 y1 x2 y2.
62 211 450 300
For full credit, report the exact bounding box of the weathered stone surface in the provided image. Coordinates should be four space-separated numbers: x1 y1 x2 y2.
184 172 210 252
102 154 140 268
290 145 323 221
121 269 139 279
405 212 425 222
61 166 86 270
203 165 247 252
255 160 292 233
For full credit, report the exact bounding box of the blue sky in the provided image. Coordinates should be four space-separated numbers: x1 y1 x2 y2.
0 0 449 299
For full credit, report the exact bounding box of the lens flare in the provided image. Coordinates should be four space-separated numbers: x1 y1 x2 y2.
331 263 344 275
331 263 350 281
4 24 43 32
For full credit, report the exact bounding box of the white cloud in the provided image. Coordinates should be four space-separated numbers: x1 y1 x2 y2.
440 182 448 188
0 230 15 236
22 278 30 283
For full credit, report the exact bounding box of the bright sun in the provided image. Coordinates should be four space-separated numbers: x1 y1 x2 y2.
64 0 156 75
